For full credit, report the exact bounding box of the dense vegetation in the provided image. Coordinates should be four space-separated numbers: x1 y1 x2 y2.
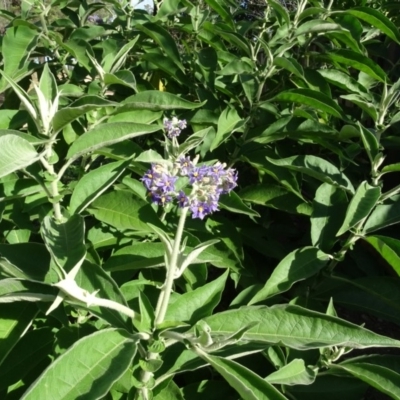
1 0 400 399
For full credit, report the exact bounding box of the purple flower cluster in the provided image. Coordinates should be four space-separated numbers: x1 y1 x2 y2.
163 117 187 138
142 157 238 220
141 164 178 206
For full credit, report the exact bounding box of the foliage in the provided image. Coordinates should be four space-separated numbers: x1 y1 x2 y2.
1 0 400 399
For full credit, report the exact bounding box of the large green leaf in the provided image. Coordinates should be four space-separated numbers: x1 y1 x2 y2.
0 243 50 281
346 7 400 44
136 23 184 71
266 155 354 193
249 247 329 304
0 135 39 179
363 195 400 233
318 69 369 96
295 19 344 36
0 25 38 88
0 303 38 366
52 96 119 133
88 190 161 232
120 91 206 111
0 278 57 303
324 49 387 83
165 271 228 324
201 305 400 350
211 107 244 151
314 276 400 326
239 184 312 215
196 352 288 400
66 122 161 160
364 235 400 276
336 181 381 236
271 89 344 118
103 242 165 272
334 362 400 400
41 214 86 274
75 261 132 330
20 329 137 400
69 160 128 214
311 183 348 252
0 327 55 391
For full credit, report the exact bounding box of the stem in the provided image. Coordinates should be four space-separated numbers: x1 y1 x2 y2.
41 143 63 221
137 207 189 399
154 207 189 325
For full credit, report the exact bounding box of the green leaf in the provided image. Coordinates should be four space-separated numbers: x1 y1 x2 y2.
266 0 290 26
218 192 260 217
381 163 400 175
336 181 381 236
346 7 400 44
110 37 140 74
88 190 161 232
266 155 354 193
0 303 38 366
138 291 155 333
211 107 244 151
239 184 312 215
103 243 162 272
69 160 128 214
334 362 400 400
204 0 234 28
0 327 55 391
0 278 57 303
41 214 86 274
341 94 377 121
364 235 400 276
39 63 57 104
324 49 387 83
273 57 304 79
249 247 329 304
364 195 400 233
154 379 184 400
295 20 344 36
200 305 400 350
0 26 38 87
136 23 184 70
53 96 119 133
0 135 39 179
358 123 380 164
120 91 206 111
66 122 161 160
196 352 288 400
266 359 317 386
104 70 137 91
311 183 348 252
165 271 228 324
20 329 137 400
271 89 344 119
314 276 400 326
76 261 132 330
318 69 369 96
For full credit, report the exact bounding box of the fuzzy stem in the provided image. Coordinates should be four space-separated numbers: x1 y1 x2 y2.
155 206 189 325
41 143 62 221
137 207 189 399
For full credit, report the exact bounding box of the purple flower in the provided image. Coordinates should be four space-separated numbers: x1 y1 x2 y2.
163 117 187 138
177 191 189 208
141 164 176 207
176 156 193 176
190 200 211 220
189 166 208 184
155 173 177 193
